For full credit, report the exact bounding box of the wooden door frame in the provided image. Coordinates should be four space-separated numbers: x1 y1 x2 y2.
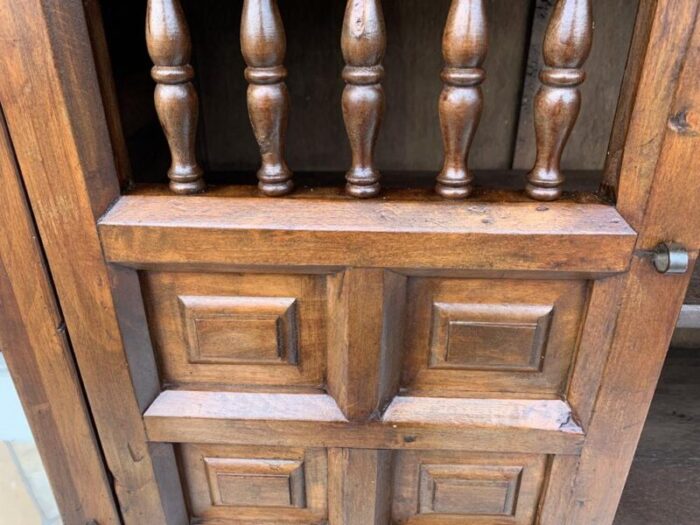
0 108 119 522
0 1 698 525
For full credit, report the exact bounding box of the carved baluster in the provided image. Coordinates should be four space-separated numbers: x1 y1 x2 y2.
436 0 487 199
526 0 592 201
341 0 386 198
241 0 293 196
146 0 204 194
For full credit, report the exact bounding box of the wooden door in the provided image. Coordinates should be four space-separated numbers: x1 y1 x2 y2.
0 1 698 524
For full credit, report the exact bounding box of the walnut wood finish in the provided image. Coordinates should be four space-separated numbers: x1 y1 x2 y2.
99 195 636 273
4 1 700 524
241 0 293 196
0 110 119 524
526 0 593 201
146 0 204 194
341 0 386 198
436 0 487 199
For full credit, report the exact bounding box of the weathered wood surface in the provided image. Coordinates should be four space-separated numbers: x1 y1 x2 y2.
144 390 584 454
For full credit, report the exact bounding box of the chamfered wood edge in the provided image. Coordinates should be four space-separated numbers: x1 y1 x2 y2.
98 194 637 273
143 390 584 455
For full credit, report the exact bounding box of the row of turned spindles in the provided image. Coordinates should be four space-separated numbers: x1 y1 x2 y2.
146 0 592 202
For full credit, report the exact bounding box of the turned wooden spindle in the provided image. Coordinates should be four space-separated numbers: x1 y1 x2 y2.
146 0 204 194
241 0 293 196
341 0 386 199
436 0 487 199
526 0 592 201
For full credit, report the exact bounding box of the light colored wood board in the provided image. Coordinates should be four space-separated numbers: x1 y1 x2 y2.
513 0 640 171
0 108 119 524
144 390 584 454
189 0 530 173
99 195 636 272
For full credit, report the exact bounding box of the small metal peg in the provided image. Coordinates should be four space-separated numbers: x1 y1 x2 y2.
652 242 689 274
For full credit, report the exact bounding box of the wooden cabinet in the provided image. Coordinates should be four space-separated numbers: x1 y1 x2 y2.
0 1 698 524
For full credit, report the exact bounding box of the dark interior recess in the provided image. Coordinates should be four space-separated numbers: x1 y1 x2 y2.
99 0 639 192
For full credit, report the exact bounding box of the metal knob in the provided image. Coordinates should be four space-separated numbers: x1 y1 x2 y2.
652 242 689 274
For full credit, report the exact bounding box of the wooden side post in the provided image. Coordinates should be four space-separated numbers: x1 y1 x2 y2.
0 1 188 523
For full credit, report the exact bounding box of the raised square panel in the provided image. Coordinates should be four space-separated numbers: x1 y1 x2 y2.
180 444 327 523
419 464 522 515
431 303 553 372
179 296 298 366
141 272 327 389
393 451 546 524
204 457 305 508
403 277 588 396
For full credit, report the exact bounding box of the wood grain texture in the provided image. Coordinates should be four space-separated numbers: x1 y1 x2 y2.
544 6 700 522
402 277 588 397
241 0 293 196
342 0 386 197
329 448 393 525
179 444 328 523
0 1 187 522
526 0 593 201
0 110 119 524
436 0 487 199
392 451 547 524
144 390 584 454
147 0 204 194
99 194 636 273
327 269 405 421
604 0 698 222
141 271 326 389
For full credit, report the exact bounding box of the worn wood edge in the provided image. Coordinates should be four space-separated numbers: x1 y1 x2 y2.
144 390 584 454
98 194 637 272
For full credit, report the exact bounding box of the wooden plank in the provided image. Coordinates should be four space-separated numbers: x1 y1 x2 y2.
608 0 699 228
144 390 584 454
327 269 406 421
544 5 700 522
328 449 393 525
513 0 640 172
0 110 119 524
99 194 636 273
0 1 187 522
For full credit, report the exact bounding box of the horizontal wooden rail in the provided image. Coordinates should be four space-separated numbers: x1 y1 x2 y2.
99 193 636 273
144 390 584 454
